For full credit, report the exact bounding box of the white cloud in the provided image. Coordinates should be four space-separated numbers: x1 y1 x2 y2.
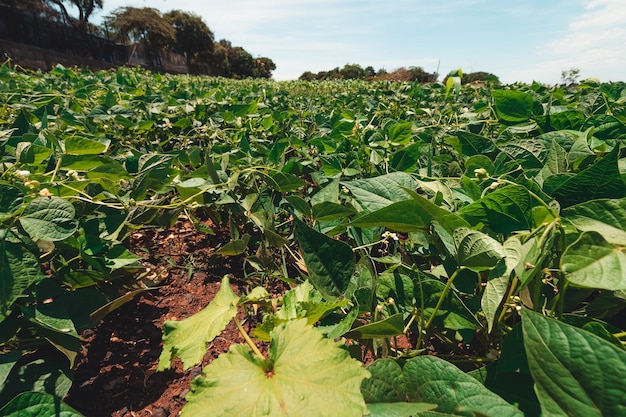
539 0 626 81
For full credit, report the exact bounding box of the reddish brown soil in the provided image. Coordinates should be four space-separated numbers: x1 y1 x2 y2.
64 218 265 417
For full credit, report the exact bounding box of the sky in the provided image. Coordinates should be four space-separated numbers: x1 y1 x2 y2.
87 0 626 83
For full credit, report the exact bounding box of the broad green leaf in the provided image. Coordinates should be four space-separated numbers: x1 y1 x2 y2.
544 146 625 208
15 143 53 165
499 139 547 169
104 246 142 270
493 89 534 123
454 228 505 271
342 173 416 211
64 136 108 155
0 392 83 417
182 320 369 417
19 197 77 241
351 192 468 235
387 121 413 144
459 185 535 233
294 218 355 299
389 142 421 172
446 131 496 156
350 199 427 232
562 197 626 245
158 276 239 370
0 240 44 318
312 202 357 222
361 359 406 403
561 231 626 290
345 313 404 339
535 139 568 186
521 308 626 417
0 349 73 409
404 356 524 416
267 172 305 192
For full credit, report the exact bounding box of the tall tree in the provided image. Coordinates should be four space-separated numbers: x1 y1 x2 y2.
164 10 214 69
46 0 103 32
105 7 175 67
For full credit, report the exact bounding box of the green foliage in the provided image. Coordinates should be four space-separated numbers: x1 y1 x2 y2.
2 62 626 416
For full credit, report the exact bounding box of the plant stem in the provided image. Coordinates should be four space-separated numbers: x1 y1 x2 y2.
234 319 265 360
423 267 465 332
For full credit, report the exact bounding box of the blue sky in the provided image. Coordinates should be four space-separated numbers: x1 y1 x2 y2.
89 0 626 83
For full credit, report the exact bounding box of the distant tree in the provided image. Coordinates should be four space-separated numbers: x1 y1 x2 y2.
364 66 376 78
462 71 500 84
44 0 102 33
253 57 276 79
105 7 175 67
561 67 581 85
164 10 214 69
299 71 316 81
208 40 230 76
340 63 366 79
0 0 60 19
229 46 255 78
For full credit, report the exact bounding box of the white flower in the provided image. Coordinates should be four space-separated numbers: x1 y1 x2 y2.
489 181 500 190
16 170 30 178
382 231 399 241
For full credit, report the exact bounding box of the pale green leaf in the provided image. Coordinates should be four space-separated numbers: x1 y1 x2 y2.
158 276 239 370
562 197 626 245
521 308 626 417
561 231 626 290
182 319 370 417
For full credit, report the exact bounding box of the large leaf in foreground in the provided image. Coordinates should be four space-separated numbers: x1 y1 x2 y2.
294 218 355 299
562 197 626 245
19 197 77 241
560 231 626 290
342 172 416 211
0 240 44 318
544 146 625 208
459 185 534 233
493 89 534 123
521 309 626 417
405 357 524 416
0 392 83 417
182 319 369 417
362 357 523 417
158 276 238 370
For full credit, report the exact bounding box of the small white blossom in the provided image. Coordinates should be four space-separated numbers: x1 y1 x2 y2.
382 231 399 241
489 181 500 189
16 170 30 178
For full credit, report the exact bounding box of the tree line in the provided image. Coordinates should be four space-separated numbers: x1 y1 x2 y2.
300 64 500 84
0 0 276 78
